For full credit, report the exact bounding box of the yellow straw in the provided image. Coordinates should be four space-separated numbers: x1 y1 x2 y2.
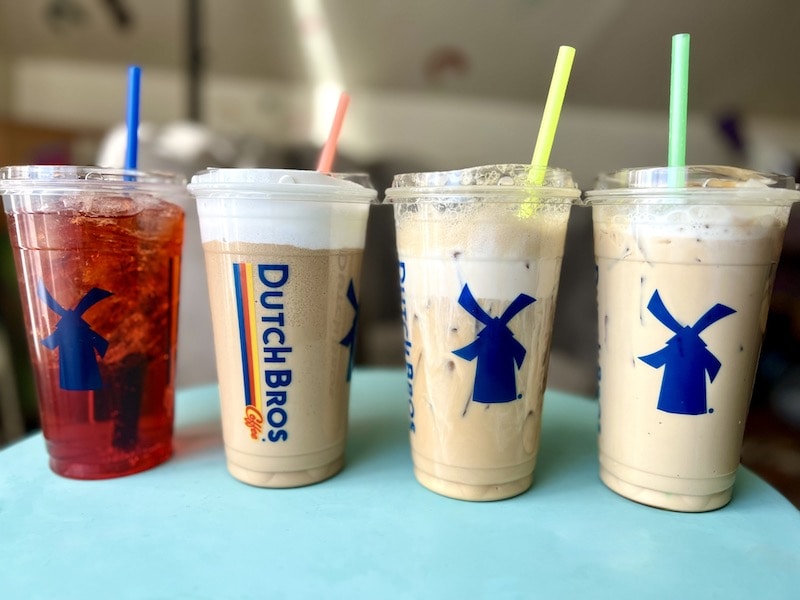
528 46 576 186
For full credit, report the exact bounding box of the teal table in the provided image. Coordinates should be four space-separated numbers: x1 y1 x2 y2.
1 368 798 598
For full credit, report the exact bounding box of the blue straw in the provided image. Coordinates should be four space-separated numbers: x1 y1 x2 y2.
125 65 141 171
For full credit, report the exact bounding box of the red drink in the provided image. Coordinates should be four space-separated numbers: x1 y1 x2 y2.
2 167 186 479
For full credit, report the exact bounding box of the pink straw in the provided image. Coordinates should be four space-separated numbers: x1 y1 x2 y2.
316 91 351 172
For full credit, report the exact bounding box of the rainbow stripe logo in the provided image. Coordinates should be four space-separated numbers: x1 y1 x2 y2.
231 261 293 442
233 263 264 439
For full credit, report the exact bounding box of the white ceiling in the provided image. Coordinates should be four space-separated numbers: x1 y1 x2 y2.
1 0 800 118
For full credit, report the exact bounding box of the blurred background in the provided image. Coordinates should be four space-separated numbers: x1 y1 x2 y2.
1 0 799 505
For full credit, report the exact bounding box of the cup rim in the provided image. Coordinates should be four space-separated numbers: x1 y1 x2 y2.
583 165 800 205
0 165 186 186
385 164 581 203
188 168 377 203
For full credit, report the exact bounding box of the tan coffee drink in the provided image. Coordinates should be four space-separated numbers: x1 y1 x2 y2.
587 166 800 512
387 165 579 501
190 169 375 487
203 241 362 487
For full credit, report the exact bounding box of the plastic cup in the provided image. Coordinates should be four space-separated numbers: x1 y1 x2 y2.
1 166 186 479
585 165 800 512
385 164 580 501
189 168 376 487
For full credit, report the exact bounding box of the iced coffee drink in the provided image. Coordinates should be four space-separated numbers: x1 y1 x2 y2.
586 166 800 511
387 165 579 501
190 169 375 487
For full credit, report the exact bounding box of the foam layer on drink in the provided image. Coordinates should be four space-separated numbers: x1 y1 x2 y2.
395 201 570 300
595 204 789 264
190 169 375 250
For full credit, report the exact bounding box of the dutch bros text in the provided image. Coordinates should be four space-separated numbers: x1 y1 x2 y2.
399 261 415 432
233 263 293 443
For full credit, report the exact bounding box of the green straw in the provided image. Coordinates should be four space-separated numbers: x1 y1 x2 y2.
528 45 576 186
668 33 690 186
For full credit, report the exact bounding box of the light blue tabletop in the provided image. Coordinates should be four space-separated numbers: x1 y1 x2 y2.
1 368 798 599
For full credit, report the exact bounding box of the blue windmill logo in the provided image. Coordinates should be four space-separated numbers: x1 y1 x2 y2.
37 280 113 391
339 279 359 382
452 284 535 404
638 290 735 415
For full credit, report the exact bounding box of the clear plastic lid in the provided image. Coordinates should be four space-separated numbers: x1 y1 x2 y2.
386 164 580 202
584 166 800 205
0 165 186 192
189 168 376 203
329 172 374 190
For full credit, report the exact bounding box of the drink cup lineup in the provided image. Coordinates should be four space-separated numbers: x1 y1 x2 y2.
2 163 799 513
